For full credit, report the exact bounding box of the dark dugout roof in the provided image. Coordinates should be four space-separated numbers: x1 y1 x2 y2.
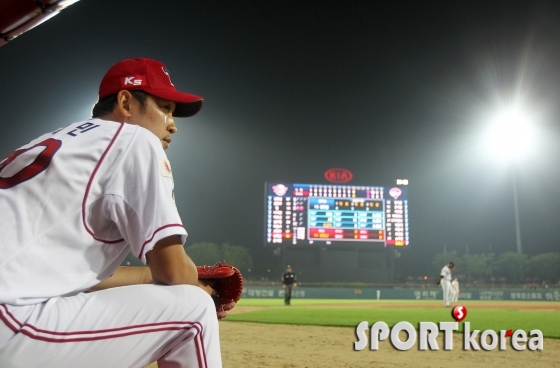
0 0 80 47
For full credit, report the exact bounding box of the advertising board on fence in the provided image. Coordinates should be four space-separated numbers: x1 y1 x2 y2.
242 286 560 301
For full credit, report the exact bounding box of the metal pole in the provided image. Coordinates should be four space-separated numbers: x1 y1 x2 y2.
512 169 523 253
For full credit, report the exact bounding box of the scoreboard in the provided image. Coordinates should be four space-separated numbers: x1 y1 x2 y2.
265 183 409 247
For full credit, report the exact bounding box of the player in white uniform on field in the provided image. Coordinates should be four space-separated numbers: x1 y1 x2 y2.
451 277 460 302
0 58 222 368
439 262 455 307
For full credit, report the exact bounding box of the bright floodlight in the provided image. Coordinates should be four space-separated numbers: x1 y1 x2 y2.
485 108 535 161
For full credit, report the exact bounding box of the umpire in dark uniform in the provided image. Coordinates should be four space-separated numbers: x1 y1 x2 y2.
282 265 297 305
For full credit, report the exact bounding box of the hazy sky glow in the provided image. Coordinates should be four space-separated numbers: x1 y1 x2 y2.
1 1 560 277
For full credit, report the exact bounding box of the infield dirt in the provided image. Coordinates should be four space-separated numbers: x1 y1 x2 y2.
146 301 560 368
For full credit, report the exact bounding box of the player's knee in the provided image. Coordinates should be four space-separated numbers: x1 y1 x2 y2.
192 285 215 310
170 285 216 315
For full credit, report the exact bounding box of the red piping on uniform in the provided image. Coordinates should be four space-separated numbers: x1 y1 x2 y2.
0 305 18 333
139 223 185 260
18 325 201 342
1 304 197 336
82 122 125 244
197 326 208 367
0 304 208 367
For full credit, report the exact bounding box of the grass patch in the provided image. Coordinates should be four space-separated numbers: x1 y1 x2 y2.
228 299 560 338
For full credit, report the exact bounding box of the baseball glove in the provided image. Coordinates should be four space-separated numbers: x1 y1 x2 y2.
197 262 243 319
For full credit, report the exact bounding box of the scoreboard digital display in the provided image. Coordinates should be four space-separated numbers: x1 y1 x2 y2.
265 183 409 247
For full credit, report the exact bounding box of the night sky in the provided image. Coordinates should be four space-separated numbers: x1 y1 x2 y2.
2 0 560 277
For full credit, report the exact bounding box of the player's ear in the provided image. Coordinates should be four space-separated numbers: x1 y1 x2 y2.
115 90 134 119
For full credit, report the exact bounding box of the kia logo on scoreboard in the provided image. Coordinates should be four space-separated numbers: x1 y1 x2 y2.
324 168 353 183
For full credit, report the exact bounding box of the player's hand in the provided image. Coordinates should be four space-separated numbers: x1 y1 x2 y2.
282 284 286 288
198 279 218 297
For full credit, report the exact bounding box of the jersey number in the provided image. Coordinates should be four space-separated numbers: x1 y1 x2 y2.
0 138 62 189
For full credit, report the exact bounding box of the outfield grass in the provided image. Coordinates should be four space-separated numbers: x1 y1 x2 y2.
227 299 560 338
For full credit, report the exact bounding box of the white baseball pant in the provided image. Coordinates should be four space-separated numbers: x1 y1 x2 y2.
440 279 452 307
0 284 221 368
450 287 459 302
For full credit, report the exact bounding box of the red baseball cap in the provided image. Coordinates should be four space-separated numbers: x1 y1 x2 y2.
98 58 204 118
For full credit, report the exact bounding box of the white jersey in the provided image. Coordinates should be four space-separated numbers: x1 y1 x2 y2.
440 265 452 281
0 119 187 306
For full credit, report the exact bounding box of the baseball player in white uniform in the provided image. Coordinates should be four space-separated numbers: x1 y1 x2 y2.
439 262 455 307
0 58 221 367
451 277 460 302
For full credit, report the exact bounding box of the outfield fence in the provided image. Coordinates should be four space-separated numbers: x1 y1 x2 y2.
242 285 560 301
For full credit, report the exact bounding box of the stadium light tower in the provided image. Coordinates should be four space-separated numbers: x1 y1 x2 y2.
484 107 536 254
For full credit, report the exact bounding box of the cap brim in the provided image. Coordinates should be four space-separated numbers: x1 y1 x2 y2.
174 100 203 118
148 89 204 118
